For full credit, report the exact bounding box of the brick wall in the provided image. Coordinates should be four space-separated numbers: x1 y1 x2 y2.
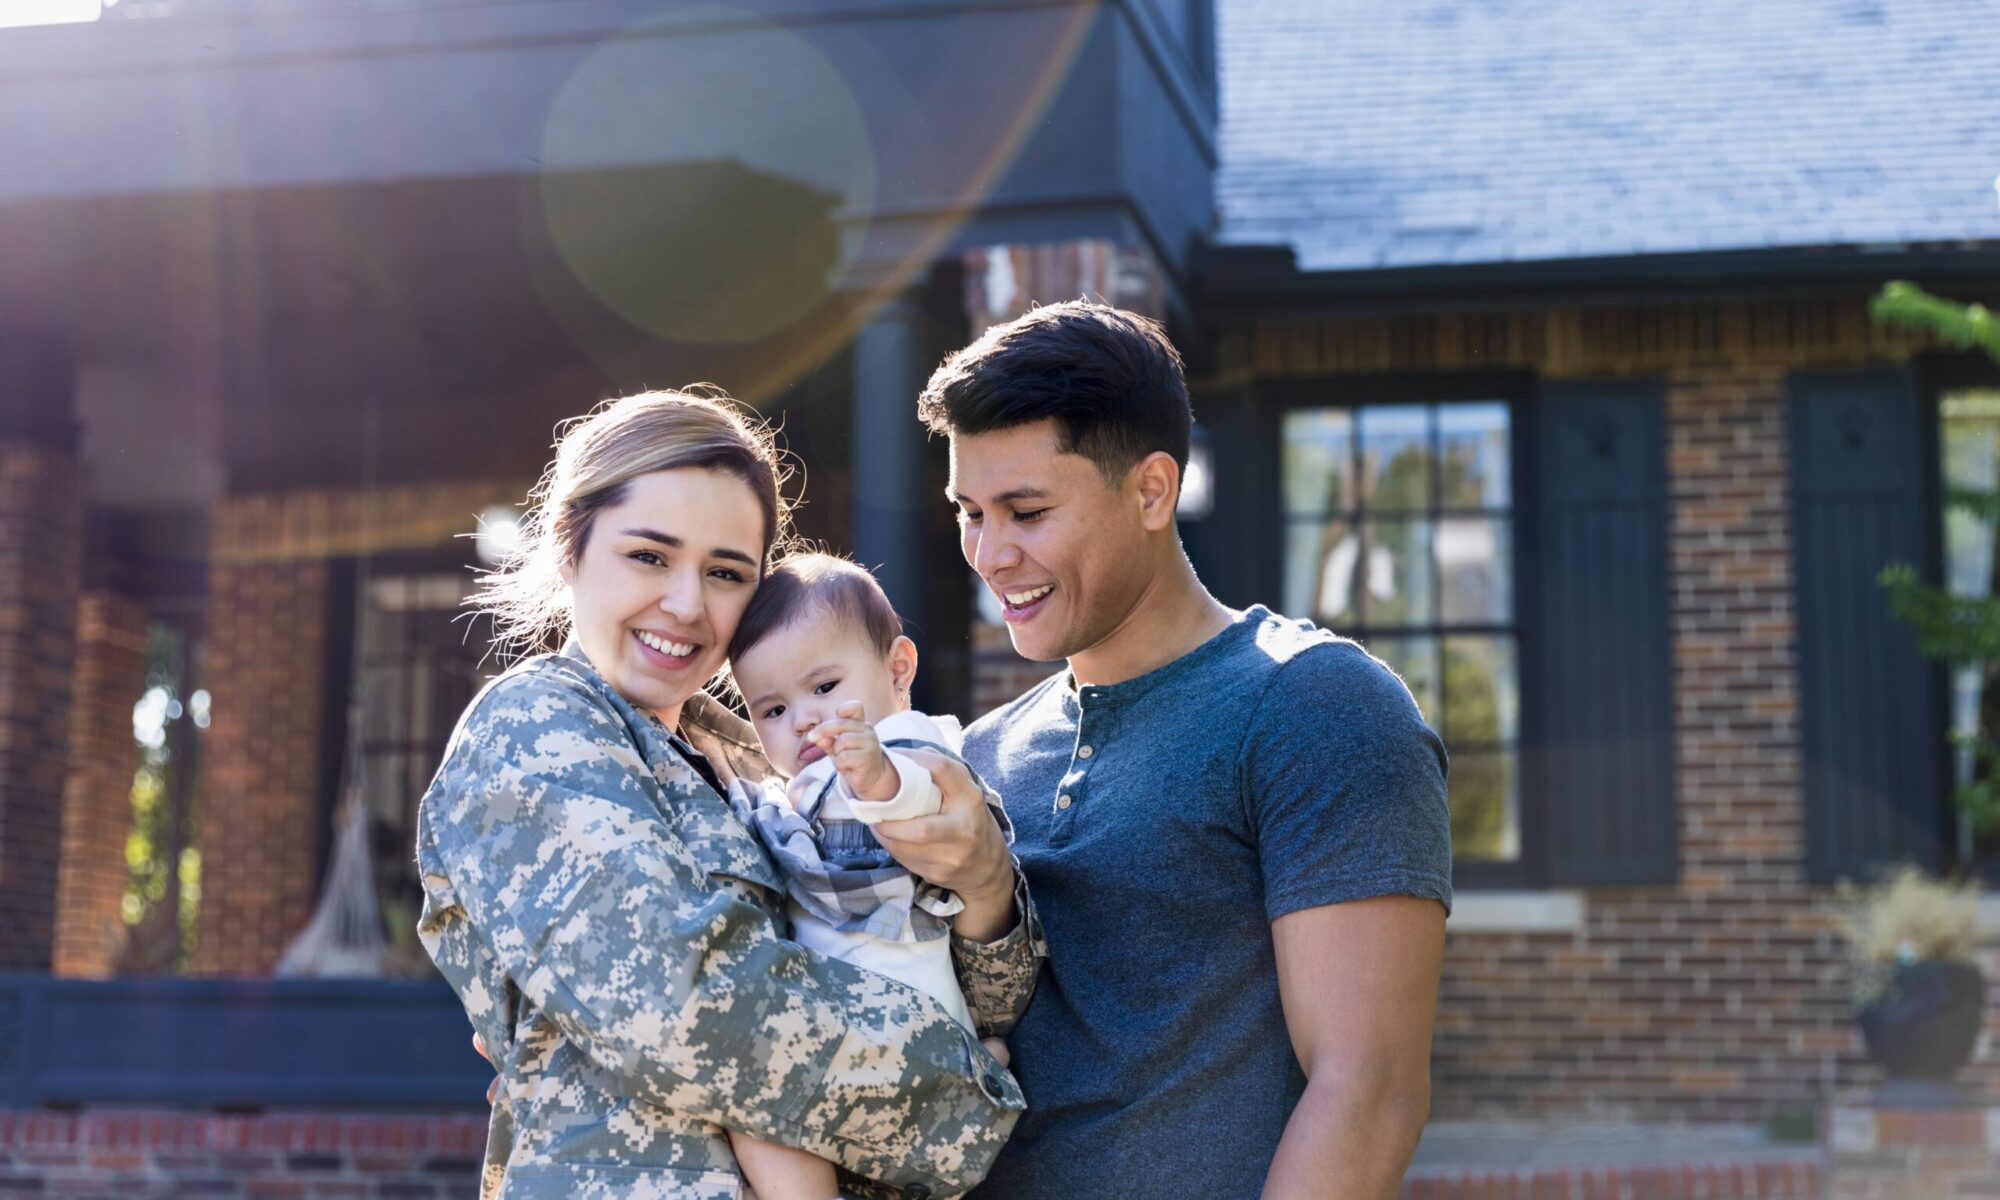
1827 1105 2000 1200
54 592 149 978
0 1110 488 1199
0 441 85 970
1217 296 2000 1122
1432 367 1882 1121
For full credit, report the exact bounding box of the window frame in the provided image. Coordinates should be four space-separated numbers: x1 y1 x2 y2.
1248 371 1543 890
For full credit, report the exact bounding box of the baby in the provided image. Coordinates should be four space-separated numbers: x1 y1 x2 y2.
722 552 1012 1200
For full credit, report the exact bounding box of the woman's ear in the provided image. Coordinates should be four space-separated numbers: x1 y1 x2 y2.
888 635 919 710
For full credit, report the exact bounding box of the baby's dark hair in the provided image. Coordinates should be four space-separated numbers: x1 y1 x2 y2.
727 551 902 664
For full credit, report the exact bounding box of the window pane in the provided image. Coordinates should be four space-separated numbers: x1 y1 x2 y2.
1367 635 1439 725
1284 520 1357 624
1359 406 1433 512
1359 518 1434 625
1283 409 1355 515
1439 403 1511 509
1943 390 2000 599
1438 516 1513 623
1450 750 1520 862
1442 636 1520 745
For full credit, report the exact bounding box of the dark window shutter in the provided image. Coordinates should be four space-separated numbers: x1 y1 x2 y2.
1790 370 1945 882
1534 380 1678 885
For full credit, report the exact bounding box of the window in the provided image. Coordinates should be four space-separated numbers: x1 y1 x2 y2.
1281 401 1521 863
350 575 501 913
1936 386 2000 869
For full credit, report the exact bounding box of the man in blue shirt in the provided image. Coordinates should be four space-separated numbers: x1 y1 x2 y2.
918 301 1453 1199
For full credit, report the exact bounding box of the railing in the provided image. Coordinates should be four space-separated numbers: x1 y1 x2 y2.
0 974 488 1110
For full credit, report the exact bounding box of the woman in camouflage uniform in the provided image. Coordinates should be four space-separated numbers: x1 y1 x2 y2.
415 390 1043 1200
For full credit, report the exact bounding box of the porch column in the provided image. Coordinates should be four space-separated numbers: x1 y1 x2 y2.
192 533 329 976
53 593 150 978
0 342 83 970
851 296 934 638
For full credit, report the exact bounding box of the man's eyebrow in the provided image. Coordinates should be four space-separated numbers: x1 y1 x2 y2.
620 528 758 567
946 486 1053 506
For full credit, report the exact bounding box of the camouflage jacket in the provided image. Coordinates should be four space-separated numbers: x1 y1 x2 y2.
415 645 1044 1200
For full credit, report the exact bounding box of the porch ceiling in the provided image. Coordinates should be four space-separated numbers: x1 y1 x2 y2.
1 161 863 510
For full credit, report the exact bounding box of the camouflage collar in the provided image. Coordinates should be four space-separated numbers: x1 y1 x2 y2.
556 637 771 784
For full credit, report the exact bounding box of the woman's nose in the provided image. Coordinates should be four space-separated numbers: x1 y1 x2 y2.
655 565 703 624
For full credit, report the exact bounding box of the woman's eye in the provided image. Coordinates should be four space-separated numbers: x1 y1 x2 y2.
630 550 664 566
710 567 747 583
813 680 839 695
1016 508 1050 523
959 509 983 525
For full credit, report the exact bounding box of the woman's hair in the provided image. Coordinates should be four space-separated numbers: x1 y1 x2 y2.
727 551 902 665
474 387 793 656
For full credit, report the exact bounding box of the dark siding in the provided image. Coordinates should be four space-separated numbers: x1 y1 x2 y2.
1535 380 1678 884
1791 370 1946 881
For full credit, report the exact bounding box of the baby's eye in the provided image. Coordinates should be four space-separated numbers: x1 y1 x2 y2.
762 704 785 720
813 680 839 695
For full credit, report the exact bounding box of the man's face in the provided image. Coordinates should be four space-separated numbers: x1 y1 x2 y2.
948 419 1152 663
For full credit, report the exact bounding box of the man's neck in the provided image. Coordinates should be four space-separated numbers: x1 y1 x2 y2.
1067 559 1234 688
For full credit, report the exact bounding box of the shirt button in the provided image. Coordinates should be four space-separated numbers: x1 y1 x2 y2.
1056 794 1073 810
1078 745 1094 759
906 1187 932 1200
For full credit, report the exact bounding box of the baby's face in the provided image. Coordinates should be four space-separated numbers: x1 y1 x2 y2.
731 617 905 778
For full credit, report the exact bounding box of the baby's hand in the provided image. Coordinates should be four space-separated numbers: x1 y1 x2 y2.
809 701 899 803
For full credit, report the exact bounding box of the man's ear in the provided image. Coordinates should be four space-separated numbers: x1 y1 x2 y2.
1131 451 1182 532
888 635 919 709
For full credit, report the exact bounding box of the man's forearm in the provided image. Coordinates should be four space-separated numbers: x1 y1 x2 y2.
1261 1075 1430 1200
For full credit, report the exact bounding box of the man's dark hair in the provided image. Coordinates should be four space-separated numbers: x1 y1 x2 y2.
917 300 1191 480
727 551 902 665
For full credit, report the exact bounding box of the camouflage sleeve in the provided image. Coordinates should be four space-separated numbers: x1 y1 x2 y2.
427 670 1024 1196
950 861 1047 1038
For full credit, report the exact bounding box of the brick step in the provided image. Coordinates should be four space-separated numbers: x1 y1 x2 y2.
1401 1158 1824 1199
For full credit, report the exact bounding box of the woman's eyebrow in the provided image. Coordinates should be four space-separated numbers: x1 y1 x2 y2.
620 527 757 568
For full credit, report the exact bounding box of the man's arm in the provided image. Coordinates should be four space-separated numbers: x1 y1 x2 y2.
1262 895 1446 1200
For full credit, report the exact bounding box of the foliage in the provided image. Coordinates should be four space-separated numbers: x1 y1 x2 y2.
1874 282 2000 836
1835 865 1982 1004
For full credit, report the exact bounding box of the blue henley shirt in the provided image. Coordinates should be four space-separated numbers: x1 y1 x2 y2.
963 605 1452 1199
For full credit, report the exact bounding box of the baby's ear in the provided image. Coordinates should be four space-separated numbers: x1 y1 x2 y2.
889 635 919 702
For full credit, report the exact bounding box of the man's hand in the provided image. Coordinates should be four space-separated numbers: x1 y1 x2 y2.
808 702 899 802
871 750 1017 942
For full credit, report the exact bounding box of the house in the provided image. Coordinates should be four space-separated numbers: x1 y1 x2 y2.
0 0 1994 1191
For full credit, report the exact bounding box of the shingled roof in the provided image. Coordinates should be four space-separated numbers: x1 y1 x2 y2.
1215 0 2000 271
